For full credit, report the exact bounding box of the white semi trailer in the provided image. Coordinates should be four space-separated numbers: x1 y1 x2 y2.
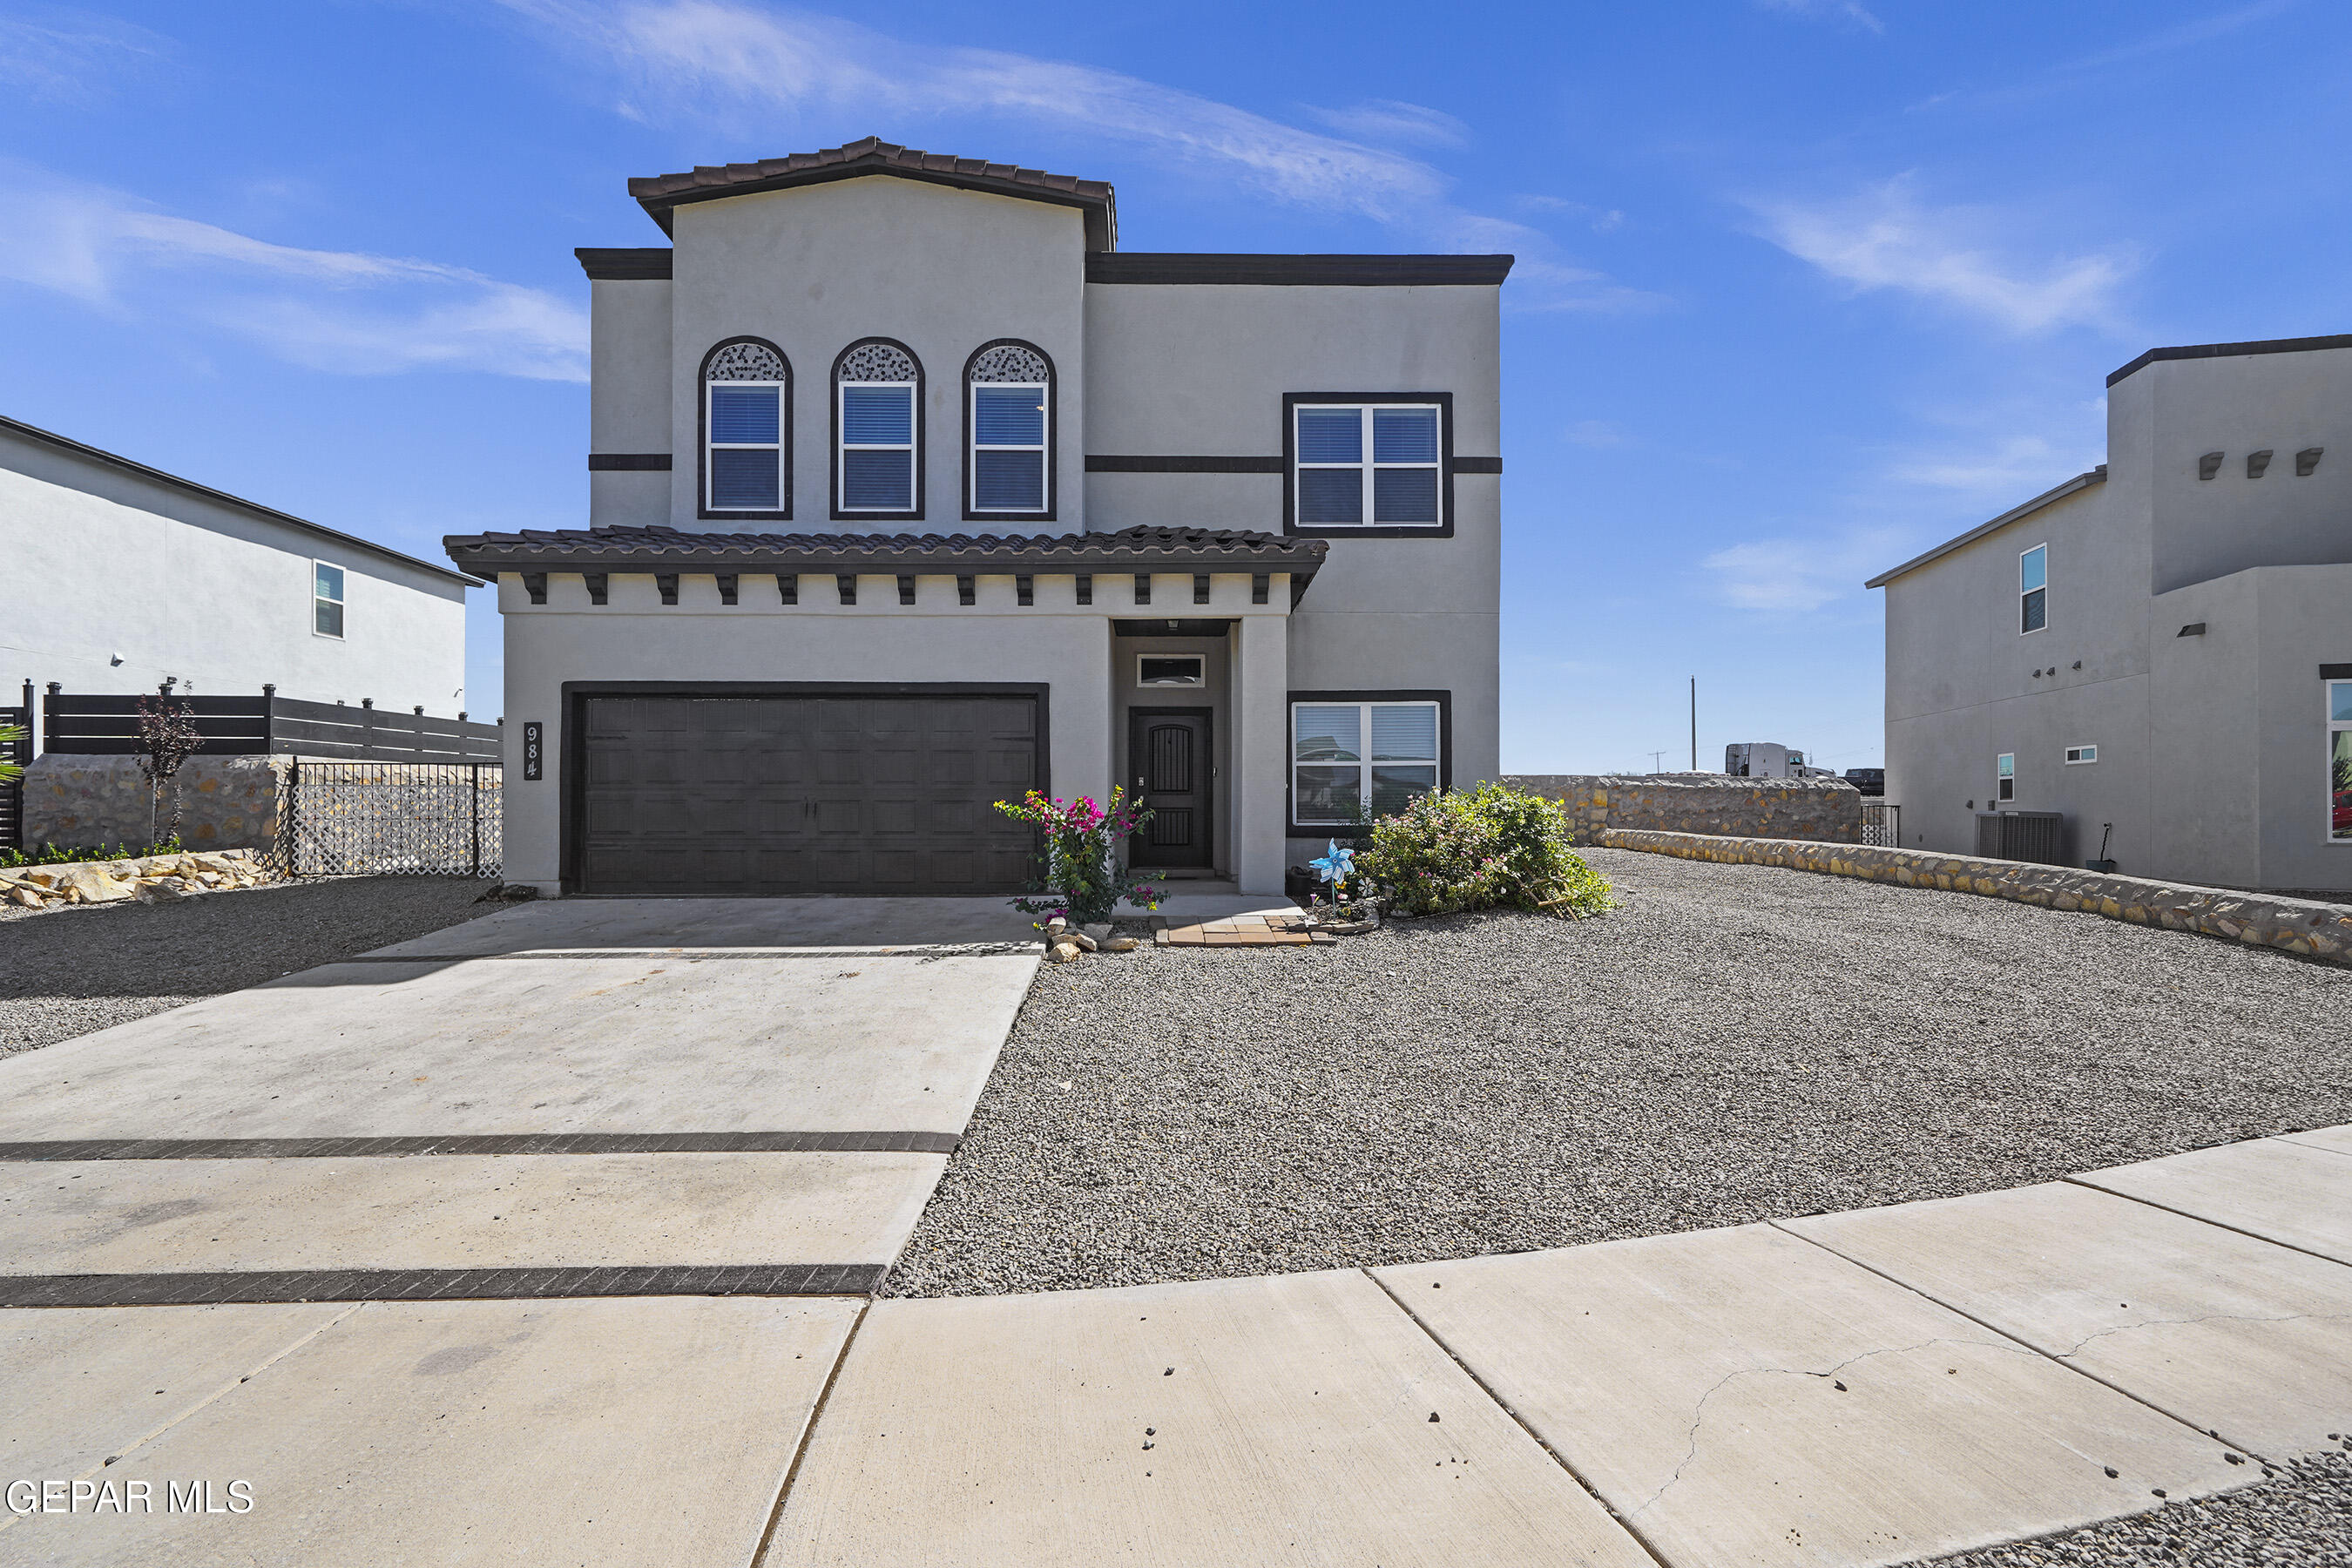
1724 742 1836 780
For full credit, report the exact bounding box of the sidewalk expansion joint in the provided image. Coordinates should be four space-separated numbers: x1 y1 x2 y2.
748 1298 872 1567
1360 1267 1679 1568
0 1264 892 1307
0 1132 962 1159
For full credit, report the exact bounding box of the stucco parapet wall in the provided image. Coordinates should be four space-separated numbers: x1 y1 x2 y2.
443 524 1324 582
1598 828 2352 966
1506 774 1862 847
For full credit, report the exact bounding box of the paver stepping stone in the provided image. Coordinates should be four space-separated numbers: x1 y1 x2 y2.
0 1152 943 1277
0 954 1032 1142
1786 1182 2352 1457
764 1267 1655 1568
1377 1223 2249 1568
2072 1137 2352 1266
0 1295 855 1567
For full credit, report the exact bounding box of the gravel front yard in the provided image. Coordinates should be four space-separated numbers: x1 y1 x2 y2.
1922 1451 2352 1568
1 875 500 1056
887 847 2352 1297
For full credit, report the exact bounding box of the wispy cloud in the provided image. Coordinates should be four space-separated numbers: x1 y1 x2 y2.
1301 98 1469 150
498 0 1661 310
1565 419 1632 449
1752 0 1884 35
1517 194 1625 233
1747 176 2132 335
0 161 587 380
0 9 168 101
1702 529 1906 612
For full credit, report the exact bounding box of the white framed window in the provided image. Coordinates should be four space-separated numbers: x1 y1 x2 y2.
2020 544 2047 634
1294 402 1443 527
2065 744 2098 765
2328 679 2352 842
1291 700 1441 825
702 339 788 516
1996 752 2015 801
1138 655 1204 686
312 561 345 639
835 340 921 516
967 341 1051 517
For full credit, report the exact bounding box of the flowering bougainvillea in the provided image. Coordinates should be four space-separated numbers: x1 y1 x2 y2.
993 787 1164 928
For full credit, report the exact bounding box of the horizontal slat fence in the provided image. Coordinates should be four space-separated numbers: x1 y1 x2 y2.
39 692 499 765
0 697 27 852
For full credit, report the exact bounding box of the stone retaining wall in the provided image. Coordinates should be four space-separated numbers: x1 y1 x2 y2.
23 754 288 853
1507 774 1862 847
1598 828 2352 966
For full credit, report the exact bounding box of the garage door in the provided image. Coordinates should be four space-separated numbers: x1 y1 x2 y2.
576 694 1039 896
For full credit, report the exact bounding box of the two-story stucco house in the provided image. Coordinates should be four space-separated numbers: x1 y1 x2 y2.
1869 331 2352 894
446 139 1506 898
3 412 474 727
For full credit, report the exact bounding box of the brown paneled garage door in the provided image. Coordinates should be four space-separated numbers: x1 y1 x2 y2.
575 693 1039 895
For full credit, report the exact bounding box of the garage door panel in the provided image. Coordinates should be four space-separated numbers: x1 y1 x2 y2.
578 693 1039 896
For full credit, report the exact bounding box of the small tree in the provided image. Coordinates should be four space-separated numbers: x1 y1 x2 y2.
994 787 1163 928
134 695 205 849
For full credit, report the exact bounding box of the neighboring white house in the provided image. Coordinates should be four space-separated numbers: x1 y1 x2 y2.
1869 330 2352 894
447 137 1505 898
1 411 476 731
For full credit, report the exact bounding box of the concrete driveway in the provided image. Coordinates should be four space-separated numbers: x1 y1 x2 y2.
0 896 1037 1565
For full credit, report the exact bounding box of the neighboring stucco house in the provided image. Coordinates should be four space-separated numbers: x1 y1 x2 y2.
447 138 1506 898
1 411 475 731
1869 331 2352 894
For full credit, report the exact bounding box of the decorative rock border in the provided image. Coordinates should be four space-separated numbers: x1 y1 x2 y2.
0 848 272 909
1597 828 2352 966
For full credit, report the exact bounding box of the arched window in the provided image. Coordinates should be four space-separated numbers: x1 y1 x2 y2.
700 339 789 519
833 339 923 518
964 341 1054 521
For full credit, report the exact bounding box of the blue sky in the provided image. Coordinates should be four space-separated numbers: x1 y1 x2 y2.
4 1 2346 771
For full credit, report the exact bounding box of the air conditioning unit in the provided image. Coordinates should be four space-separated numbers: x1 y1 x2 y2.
1975 810 2065 865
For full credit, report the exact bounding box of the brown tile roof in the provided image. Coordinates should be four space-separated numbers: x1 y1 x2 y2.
444 524 1323 580
627 137 1117 249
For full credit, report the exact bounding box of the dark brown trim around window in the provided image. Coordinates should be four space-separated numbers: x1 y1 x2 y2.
1283 688 1452 836
698 336 792 523
961 339 1058 524
1282 393 1456 539
831 338 926 522
557 680 1050 894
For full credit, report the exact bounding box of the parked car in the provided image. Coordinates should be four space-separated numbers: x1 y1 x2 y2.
1843 767 1885 796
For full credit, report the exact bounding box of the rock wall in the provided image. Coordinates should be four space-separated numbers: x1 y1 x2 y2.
1506 774 1862 846
1599 828 2352 966
1 848 272 908
22 754 288 854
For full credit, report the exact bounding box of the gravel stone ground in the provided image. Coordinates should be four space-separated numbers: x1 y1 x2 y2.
1915 1451 2352 1567
1 875 501 1056
887 848 2352 1298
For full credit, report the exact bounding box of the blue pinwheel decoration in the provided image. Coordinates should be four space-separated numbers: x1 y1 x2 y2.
1308 840 1354 896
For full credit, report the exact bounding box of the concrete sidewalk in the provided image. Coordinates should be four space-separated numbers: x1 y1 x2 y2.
3 896 2346 1568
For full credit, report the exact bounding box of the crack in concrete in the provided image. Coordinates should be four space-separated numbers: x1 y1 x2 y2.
2051 1308 2352 1360
1628 1333 2028 1517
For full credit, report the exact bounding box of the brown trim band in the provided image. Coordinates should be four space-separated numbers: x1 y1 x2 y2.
574 247 674 280
588 453 672 471
0 1264 887 1308
0 1132 960 1160
1089 254 1513 287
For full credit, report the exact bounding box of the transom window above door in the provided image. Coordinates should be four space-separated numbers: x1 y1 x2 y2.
835 339 922 517
1291 399 1445 530
1292 699 1442 826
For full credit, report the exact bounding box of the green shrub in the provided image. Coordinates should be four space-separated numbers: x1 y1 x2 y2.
1357 783 1612 918
0 836 183 870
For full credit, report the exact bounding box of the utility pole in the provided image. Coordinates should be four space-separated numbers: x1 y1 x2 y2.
1689 678 1698 771
1647 750 1668 774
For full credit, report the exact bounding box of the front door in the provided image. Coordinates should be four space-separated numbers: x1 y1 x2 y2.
1126 708 1213 868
